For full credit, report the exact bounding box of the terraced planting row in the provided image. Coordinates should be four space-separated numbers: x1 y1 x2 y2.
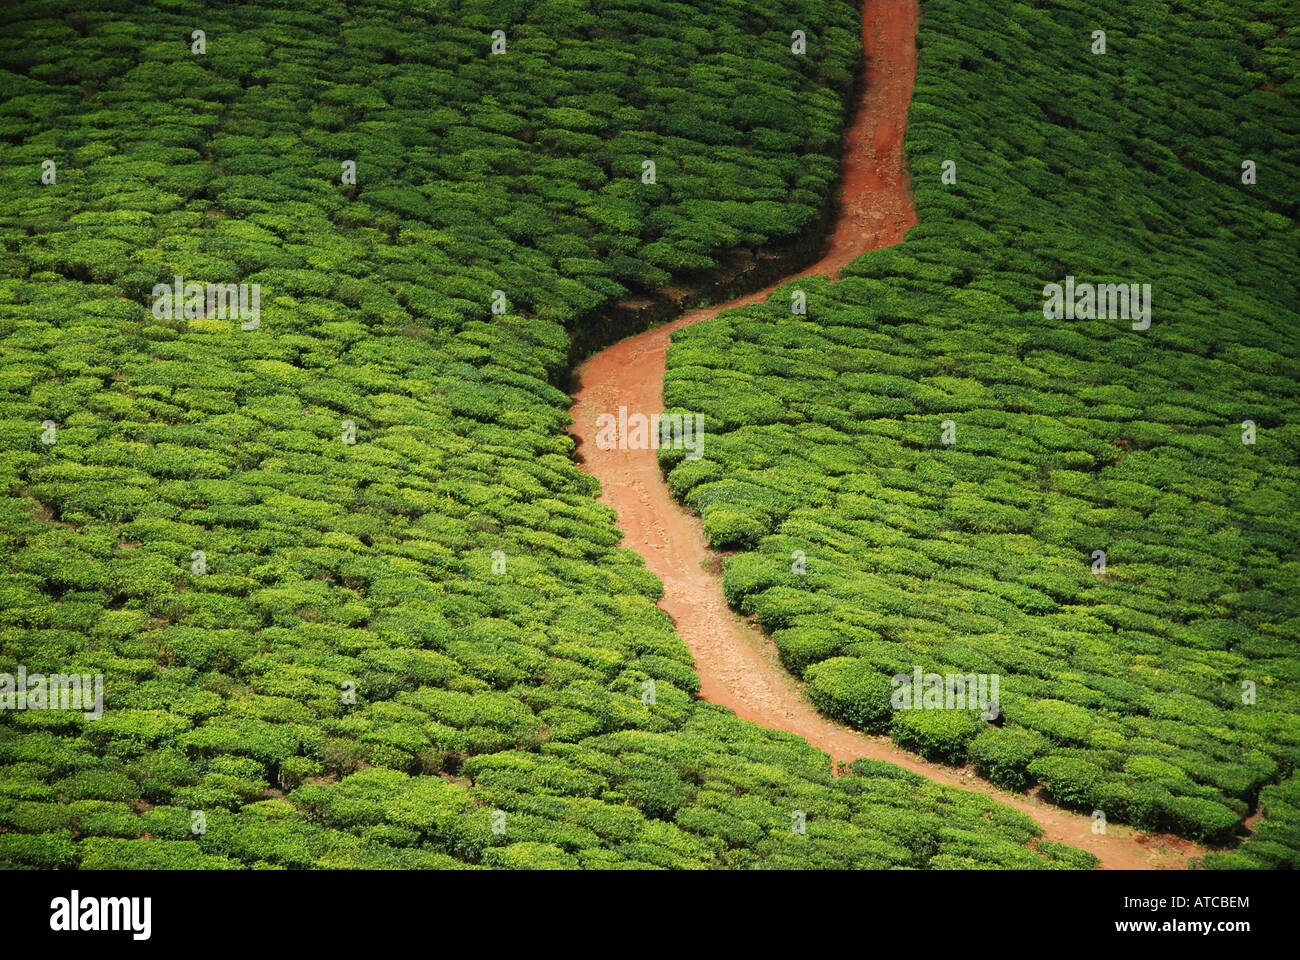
0 0 1100 869
661 0 1299 866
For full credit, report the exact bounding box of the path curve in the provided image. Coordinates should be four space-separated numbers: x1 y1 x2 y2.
569 0 1202 870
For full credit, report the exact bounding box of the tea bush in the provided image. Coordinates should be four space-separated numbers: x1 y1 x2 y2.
0 0 1094 869
664 0 1299 855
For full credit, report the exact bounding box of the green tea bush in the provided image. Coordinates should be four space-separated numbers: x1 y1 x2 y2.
0 0 1153 871
804 657 894 733
890 709 985 765
662 0 1299 852
968 726 1050 792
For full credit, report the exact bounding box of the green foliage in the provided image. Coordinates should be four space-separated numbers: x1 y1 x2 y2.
805 657 894 733
662 0 1300 853
890 709 985 765
1204 775 1300 868
1028 757 1107 812
969 727 1049 792
0 0 1094 872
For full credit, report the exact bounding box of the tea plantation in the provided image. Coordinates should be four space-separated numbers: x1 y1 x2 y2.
0 0 1103 869
663 0 1299 865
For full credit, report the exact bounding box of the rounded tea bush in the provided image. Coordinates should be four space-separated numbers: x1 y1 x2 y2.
890 708 986 765
968 725 1050 791
804 658 895 733
700 506 770 550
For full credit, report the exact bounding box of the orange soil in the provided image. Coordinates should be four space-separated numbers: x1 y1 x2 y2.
568 0 1203 870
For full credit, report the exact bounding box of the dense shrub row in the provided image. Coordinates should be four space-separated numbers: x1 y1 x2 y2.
0 703 1094 869
1203 774 1300 869
0 0 1095 868
664 0 1299 853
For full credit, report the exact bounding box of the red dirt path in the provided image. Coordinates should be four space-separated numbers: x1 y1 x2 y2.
568 0 1202 870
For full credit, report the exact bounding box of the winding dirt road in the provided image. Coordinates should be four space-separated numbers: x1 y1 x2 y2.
569 0 1202 870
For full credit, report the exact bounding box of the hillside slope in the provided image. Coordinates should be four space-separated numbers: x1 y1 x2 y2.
0 0 1098 869
662 0 1299 862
